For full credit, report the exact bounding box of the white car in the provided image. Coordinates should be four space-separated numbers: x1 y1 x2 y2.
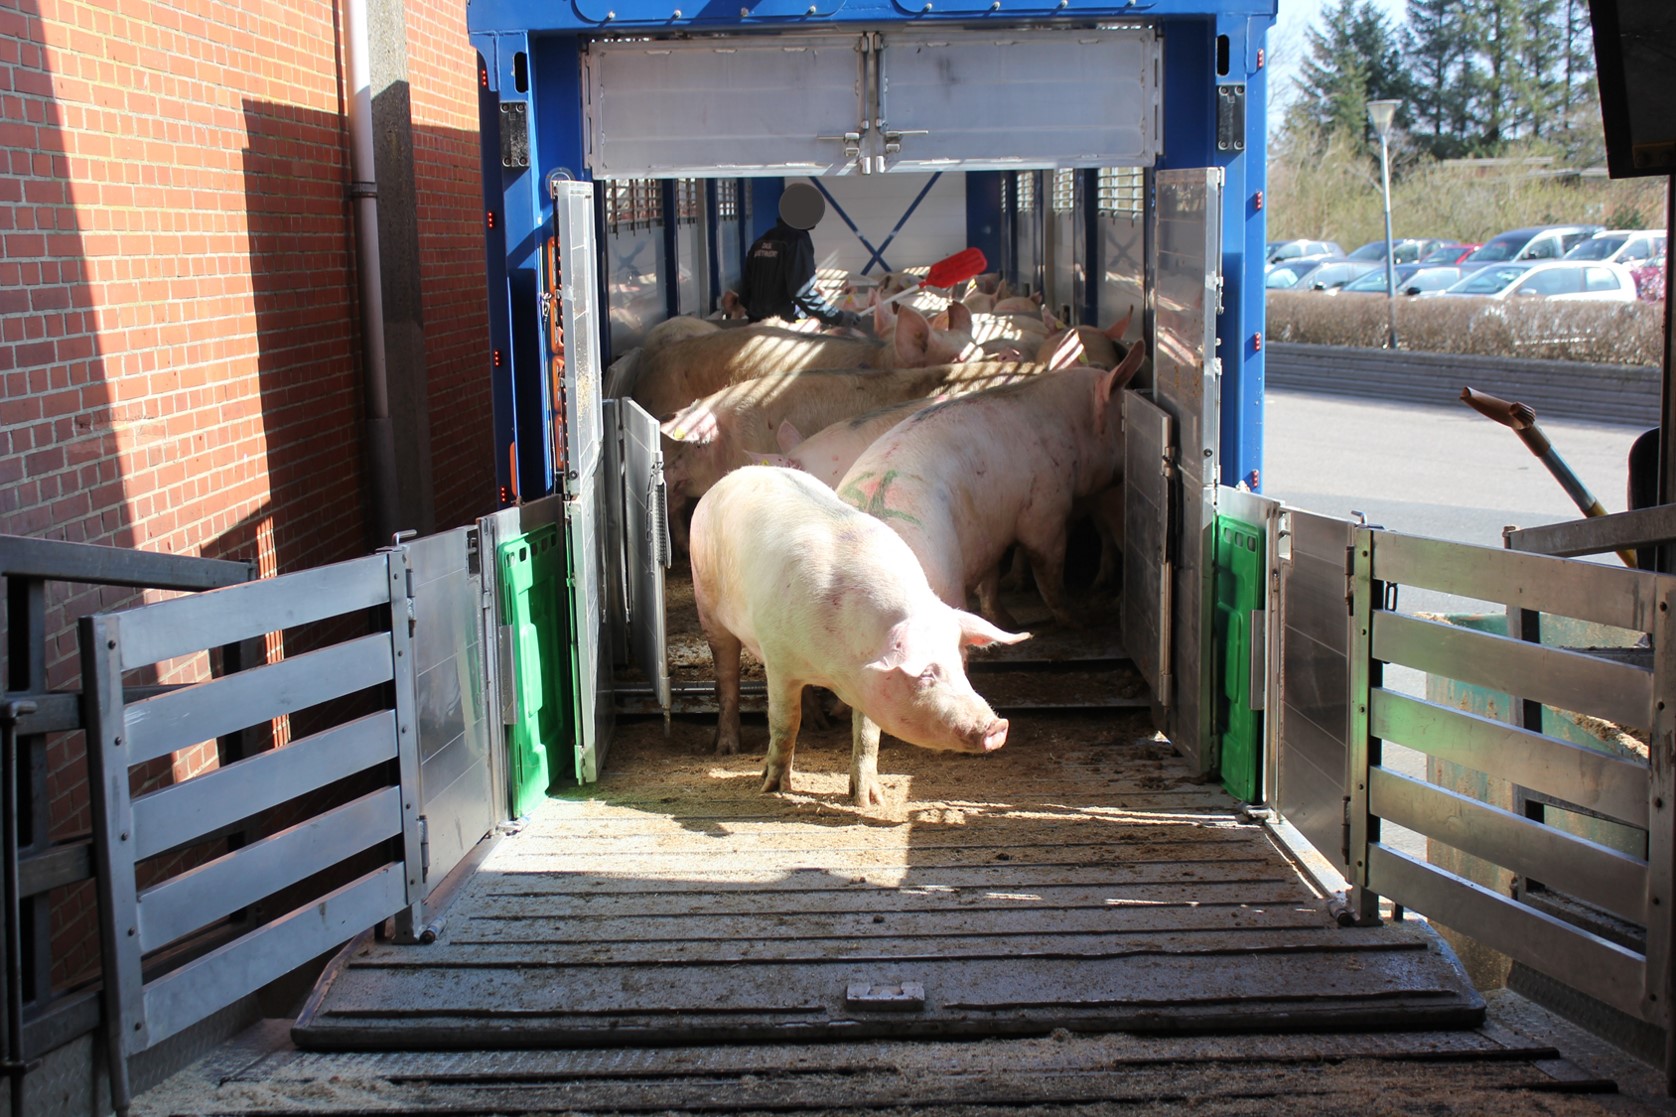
1562 228 1666 266
1438 260 1640 302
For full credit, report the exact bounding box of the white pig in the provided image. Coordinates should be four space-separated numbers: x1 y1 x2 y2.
631 304 964 419
748 397 943 490
690 467 1029 808
836 341 1147 628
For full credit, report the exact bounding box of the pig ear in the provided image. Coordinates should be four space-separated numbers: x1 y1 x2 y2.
1111 336 1146 390
873 299 897 335
1105 306 1135 342
1093 340 1147 434
865 622 925 676
995 279 1012 300
945 300 972 333
931 308 951 331
1040 305 1064 332
720 290 744 318
953 610 1031 649
1040 330 1086 370
893 305 934 364
776 420 805 452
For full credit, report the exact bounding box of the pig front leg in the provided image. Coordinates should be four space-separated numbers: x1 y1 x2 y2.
760 672 804 794
707 627 743 755
850 709 884 808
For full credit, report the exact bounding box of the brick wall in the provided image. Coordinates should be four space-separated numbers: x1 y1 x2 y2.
1 0 491 989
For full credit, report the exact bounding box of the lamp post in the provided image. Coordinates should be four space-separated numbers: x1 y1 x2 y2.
1367 98 1401 350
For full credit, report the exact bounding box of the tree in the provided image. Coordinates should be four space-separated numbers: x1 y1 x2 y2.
1404 0 1480 158
1288 0 1412 150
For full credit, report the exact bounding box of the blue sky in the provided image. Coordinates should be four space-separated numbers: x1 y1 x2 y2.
1269 0 1408 113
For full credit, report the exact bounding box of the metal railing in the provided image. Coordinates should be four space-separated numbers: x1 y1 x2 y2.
82 548 424 1114
1 535 254 1109
1344 530 1674 1075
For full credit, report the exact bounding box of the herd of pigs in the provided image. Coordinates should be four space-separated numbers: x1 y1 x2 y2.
604 278 1146 810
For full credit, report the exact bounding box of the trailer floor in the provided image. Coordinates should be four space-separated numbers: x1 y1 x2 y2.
294 709 1481 1050
135 713 1674 1115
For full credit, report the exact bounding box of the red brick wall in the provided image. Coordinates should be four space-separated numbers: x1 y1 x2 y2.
1 0 491 986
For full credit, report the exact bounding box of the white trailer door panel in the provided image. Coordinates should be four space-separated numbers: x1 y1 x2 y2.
877 28 1160 172
583 36 867 178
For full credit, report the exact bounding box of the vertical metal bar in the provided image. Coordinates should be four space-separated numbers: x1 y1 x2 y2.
7 575 53 1022
1345 527 1381 923
79 613 139 1115
387 548 427 942
2 699 37 1117
1648 578 1676 1092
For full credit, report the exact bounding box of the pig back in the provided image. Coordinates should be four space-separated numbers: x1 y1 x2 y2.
631 326 889 419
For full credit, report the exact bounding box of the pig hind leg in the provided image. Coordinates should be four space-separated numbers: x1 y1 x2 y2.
760 671 804 794
850 709 884 808
973 565 1022 632
705 625 745 756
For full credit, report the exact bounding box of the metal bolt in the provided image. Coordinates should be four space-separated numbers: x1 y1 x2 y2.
672 6 681 13
120 831 128 841
605 8 615 16
108 639 117 650
127 927 135 936
920 1 931 9
989 1 999 8
807 4 817 11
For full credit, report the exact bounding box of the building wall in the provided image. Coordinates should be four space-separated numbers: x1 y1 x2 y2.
1 0 491 991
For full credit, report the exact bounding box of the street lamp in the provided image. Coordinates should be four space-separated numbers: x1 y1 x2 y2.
1367 98 1401 349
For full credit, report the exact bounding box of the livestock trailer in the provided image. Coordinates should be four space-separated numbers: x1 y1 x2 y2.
471 0 1272 787
50 0 1676 1110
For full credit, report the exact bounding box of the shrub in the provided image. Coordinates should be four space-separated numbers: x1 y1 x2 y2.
1266 291 1664 366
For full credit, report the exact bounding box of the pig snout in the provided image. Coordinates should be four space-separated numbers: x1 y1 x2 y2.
971 717 1008 753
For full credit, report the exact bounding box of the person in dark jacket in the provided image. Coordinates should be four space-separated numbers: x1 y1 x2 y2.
733 183 863 330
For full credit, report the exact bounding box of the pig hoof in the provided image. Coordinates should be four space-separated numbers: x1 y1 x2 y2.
760 765 791 793
850 774 884 808
713 732 740 756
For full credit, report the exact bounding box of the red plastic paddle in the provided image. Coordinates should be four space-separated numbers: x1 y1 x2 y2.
880 247 989 305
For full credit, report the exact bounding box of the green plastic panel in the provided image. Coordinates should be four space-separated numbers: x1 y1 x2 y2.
1214 515 1264 802
498 524 569 817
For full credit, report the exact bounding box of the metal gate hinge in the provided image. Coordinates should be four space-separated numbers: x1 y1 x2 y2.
418 816 430 879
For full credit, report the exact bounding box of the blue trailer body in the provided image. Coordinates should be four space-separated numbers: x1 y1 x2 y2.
468 0 1275 502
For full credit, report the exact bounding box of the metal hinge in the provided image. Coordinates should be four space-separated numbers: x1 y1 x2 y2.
1345 543 1357 617
418 816 430 879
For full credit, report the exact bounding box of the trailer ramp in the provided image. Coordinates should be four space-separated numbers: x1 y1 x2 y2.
294 710 1482 1050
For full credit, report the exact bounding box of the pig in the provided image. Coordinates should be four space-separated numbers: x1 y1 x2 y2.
690 466 1029 807
748 397 943 489
1036 309 1135 370
631 304 963 419
836 340 1147 629
603 315 723 399
660 361 1052 505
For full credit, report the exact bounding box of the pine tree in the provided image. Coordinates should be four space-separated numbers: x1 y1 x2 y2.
1290 0 1411 149
1404 0 1479 158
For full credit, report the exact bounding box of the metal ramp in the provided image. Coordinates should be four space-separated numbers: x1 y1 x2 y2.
293 710 1483 1051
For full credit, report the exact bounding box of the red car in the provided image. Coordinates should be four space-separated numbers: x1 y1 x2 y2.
1417 242 1480 266
1631 253 1666 302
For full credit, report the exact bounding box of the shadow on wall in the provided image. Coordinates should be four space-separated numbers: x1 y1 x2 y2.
0 6 493 1081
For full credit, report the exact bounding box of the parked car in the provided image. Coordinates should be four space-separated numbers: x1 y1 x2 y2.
1335 263 1426 295
1459 225 1604 269
1264 259 1325 289
1562 228 1666 266
1337 264 1466 296
1416 243 1479 266
1438 260 1639 302
1400 266 1469 296
1265 238 1342 269
1284 258 1384 291
1344 238 1451 265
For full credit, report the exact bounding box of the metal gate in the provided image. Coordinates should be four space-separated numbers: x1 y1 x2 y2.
1149 167 1222 774
552 180 617 782
604 396 672 718
83 548 427 1112
1271 508 1358 877
1122 389 1174 711
1269 519 1676 1052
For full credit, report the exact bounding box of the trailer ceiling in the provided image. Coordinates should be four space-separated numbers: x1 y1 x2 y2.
581 27 1161 178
